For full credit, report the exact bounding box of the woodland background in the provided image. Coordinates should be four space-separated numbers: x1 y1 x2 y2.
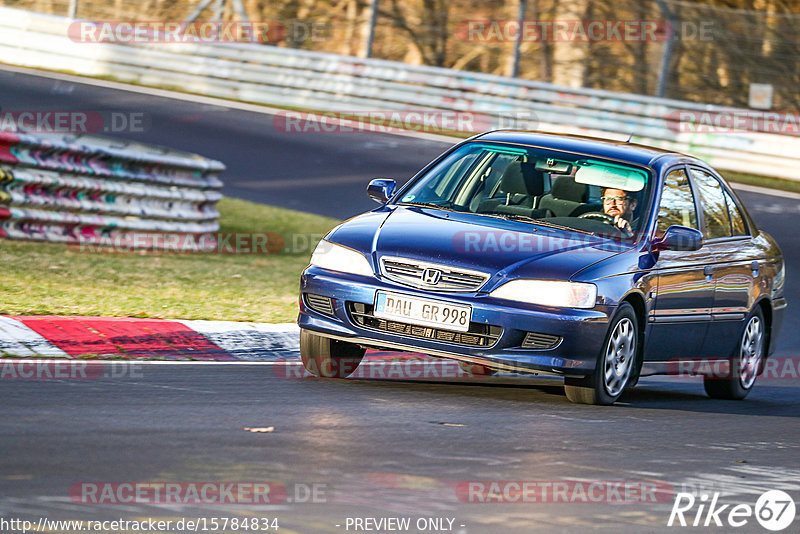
4 0 799 109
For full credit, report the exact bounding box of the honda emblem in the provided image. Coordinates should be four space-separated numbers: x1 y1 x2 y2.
422 268 442 285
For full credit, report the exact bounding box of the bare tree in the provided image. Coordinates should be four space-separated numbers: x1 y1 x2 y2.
386 0 449 66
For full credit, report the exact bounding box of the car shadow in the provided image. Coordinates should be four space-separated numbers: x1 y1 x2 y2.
620 382 800 417
337 374 800 417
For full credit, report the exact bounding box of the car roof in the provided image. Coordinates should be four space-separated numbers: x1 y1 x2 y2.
473 130 692 168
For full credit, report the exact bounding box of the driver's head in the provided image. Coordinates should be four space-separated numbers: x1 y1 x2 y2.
602 188 637 220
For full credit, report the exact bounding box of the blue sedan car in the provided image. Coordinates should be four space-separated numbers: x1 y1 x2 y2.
297 131 786 404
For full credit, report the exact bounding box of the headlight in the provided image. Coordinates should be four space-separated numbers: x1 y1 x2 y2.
489 279 597 309
309 240 374 277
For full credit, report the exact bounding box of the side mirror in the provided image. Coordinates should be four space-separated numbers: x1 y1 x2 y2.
367 178 396 204
653 225 704 252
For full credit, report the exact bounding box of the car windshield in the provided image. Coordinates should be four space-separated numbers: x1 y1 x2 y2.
394 141 654 241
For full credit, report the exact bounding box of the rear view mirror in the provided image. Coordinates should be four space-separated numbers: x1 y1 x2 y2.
367 178 396 204
575 162 646 191
653 225 704 252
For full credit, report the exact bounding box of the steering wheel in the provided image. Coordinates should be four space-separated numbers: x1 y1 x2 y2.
578 212 616 224
578 211 633 237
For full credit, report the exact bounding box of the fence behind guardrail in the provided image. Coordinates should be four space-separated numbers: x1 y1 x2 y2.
0 6 798 182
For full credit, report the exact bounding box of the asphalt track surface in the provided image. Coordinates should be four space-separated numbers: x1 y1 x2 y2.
1 67 799 533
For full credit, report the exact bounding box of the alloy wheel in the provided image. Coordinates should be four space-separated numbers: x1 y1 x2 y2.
738 316 763 389
603 317 635 397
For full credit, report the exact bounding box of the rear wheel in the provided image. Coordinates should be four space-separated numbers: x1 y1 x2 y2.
564 302 638 405
300 329 365 378
704 308 765 400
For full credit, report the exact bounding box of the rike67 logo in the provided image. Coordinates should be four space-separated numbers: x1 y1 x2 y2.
668 490 796 531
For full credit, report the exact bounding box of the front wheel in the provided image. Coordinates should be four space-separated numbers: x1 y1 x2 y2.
564 302 639 405
703 308 765 400
300 329 365 378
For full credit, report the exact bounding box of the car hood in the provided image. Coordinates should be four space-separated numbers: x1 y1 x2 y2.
328 206 632 287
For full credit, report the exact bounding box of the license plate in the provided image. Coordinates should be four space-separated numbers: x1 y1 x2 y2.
374 291 472 332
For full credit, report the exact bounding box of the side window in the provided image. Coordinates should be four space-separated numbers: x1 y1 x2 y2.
690 168 732 239
657 168 698 236
722 189 748 236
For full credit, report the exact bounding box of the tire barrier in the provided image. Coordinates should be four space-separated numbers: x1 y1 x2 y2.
1 6 800 181
0 127 224 249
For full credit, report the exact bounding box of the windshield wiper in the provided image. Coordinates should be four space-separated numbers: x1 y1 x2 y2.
487 213 596 235
398 201 458 212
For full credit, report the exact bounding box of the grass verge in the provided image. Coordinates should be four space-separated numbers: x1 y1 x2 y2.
0 197 339 322
722 171 800 195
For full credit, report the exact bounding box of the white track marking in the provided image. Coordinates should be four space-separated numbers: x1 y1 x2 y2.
176 320 299 360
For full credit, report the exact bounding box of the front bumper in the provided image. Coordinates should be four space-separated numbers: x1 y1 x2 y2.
298 267 612 376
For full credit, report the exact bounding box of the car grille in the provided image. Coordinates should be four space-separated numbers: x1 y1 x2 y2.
347 302 502 348
521 331 562 350
380 256 489 292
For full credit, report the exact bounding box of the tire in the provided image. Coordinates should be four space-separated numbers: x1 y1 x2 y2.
300 329 366 378
564 302 639 405
703 307 765 400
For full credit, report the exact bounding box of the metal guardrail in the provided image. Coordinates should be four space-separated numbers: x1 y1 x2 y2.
0 6 798 181
0 128 224 249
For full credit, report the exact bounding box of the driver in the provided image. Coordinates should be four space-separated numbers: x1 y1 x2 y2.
601 188 638 233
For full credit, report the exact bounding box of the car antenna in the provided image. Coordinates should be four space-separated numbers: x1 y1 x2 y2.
625 132 634 143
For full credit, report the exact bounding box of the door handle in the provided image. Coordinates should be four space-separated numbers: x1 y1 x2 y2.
751 261 760 276
704 265 713 281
